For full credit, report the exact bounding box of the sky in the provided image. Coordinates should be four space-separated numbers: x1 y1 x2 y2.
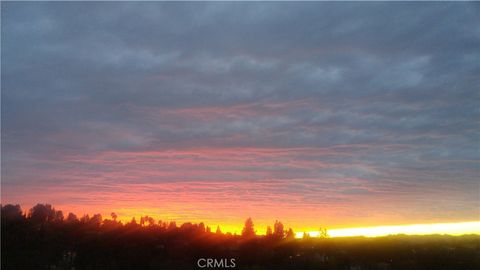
2 2 479 233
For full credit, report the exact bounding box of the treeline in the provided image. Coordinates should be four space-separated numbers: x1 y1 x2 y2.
1 203 296 238
2 203 479 270
1 203 296 270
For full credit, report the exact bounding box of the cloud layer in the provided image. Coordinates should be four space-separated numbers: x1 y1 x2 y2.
2 2 479 229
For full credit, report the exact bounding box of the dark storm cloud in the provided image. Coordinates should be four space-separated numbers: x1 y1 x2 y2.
2 2 479 223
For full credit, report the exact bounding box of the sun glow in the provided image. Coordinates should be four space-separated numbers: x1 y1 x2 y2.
296 221 480 238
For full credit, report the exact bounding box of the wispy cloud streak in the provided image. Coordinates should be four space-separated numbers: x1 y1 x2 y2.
2 2 479 229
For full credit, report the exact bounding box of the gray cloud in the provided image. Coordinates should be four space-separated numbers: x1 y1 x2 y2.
2 2 479 224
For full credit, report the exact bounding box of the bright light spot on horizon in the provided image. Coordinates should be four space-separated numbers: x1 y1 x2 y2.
295 221 480 238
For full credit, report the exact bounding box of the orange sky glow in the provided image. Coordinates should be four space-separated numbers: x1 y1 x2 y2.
3 147 479 237
3 2 479 240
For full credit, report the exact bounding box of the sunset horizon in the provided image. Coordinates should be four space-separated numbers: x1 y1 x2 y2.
2 2 479 269
3 202 479 238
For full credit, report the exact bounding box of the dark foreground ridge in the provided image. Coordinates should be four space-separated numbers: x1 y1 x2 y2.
2 204 479 270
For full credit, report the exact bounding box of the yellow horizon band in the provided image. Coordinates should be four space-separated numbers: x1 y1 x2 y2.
296 221 480 238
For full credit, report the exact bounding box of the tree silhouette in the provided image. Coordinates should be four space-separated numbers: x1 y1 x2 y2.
286 228 295 239
266 226 273 236
66 212 78 223
318 227 328 238
55 210 64 222
198 222 206 233
129 217 138 226
67 213 78 223
147 216 155 226
29 203 55 224
1 204 23 221
80 214 90 223
90 214 103 227
241 217 256 238
168 221 177 230
273 220 285 239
